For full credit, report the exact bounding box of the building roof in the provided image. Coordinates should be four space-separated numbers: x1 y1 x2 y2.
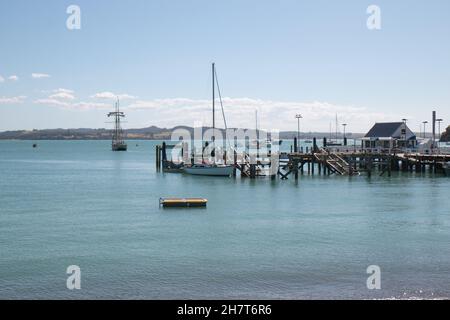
364 122 404 138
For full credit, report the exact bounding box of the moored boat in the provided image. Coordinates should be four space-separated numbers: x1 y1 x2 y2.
108 98 127 152
183 63 233 177
183 164 233 176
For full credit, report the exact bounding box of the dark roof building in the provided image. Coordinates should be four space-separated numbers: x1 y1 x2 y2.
364 122 416 140
362 122 417 151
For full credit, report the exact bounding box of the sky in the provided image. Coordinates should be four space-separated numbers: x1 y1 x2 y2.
0 0 449 133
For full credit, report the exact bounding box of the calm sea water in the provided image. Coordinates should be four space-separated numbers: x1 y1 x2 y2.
0 140 449 299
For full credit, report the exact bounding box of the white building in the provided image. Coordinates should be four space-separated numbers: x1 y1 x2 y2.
362 122 417 152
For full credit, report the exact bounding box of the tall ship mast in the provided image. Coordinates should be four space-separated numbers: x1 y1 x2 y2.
107 98 127 151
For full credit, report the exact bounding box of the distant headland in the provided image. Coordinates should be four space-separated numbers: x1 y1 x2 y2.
0 126 363 140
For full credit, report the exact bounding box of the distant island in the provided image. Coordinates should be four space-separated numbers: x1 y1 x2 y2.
0 126 363 140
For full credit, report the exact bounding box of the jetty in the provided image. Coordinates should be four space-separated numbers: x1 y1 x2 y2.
156 136 450 180
156 112 449 180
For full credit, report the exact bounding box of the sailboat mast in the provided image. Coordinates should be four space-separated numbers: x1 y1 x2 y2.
335 114 338 141
115 100 118 142
116 99 120 142
212 62 215 134
255 110 258 137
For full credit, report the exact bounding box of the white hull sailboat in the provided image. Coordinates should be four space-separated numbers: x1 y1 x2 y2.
183 164 233 176
182 63 233 177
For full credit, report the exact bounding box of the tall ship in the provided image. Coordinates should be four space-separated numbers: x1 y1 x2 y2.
107 98 127 151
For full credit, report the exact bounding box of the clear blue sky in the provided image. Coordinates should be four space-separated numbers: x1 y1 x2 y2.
1 0 449 133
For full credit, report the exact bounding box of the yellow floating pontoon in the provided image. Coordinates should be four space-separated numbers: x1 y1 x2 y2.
159 198 207 208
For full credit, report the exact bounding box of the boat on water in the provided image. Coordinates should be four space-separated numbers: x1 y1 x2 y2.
246 110 283 149
326 114 343 146
327 142 342 147
182 62 233 177
107 98 127 151
183 164 233 176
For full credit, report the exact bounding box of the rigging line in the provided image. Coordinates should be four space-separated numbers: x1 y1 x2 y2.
214 68 228 130
214 67 233 150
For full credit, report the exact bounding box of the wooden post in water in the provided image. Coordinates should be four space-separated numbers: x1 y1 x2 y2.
294 137 298 153
241 152 246 178
249 153 256 179
233 150 237 177
367 156 372 178
156 145 160 171
388 156 392 177
162 142 167 169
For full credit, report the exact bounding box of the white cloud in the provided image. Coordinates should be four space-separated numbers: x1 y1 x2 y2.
49 92 75 100
31 73 51 79
0 96 26 104
0 75 4 83
54 88 74 94
8 75 19 81
125 97 400 132
91 91 137 100
34 98 110 110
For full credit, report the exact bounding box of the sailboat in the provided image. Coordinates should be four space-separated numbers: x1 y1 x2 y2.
183 63 233 177
107 98 127 151
327 114 342 146
246 110 281 149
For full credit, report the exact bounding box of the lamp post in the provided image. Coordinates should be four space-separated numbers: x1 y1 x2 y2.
437 118 443 153
295 114 303 142
422 121 428 139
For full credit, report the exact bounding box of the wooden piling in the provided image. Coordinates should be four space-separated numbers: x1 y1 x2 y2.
156 145 161 170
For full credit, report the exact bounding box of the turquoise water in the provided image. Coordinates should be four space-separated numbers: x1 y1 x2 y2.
0 140 449 299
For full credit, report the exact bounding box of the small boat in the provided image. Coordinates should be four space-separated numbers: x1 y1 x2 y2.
183 164 233 177
304 140 313 144
160 197 207 208
327 142 342 146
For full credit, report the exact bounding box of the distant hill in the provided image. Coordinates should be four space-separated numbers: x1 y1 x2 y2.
0 126 364 140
